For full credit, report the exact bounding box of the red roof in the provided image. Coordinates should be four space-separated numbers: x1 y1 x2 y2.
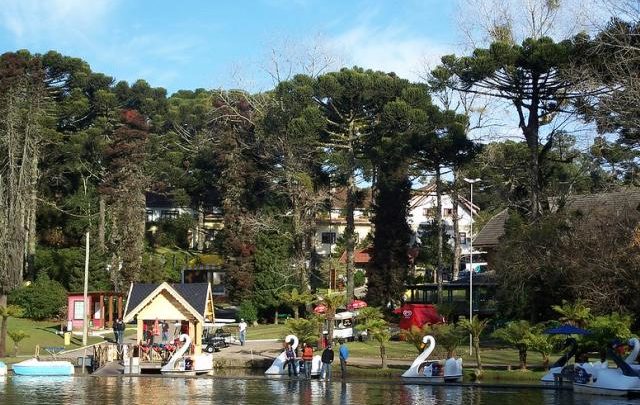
339 247 373 265
339 246 420 265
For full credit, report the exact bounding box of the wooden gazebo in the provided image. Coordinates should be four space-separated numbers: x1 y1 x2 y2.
122 282 214 354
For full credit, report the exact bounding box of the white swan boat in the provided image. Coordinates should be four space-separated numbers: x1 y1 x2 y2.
160 334 213 376
265 335 322 377
0 361 7 376
541 338 577 383
571 346 640 396
401 335 463 383
12 358 74 376
626 338 640 371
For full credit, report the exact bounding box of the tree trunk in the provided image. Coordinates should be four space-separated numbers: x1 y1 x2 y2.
293 306 299 320
345 170 356 302
274 309 279 325
435 167 444 303
380 344 387 369
452 172 461 281
98 195 106 253
327 311 336 346
25 154 38 280
474 338 482 370
0 315 7 358
519 348 528 370
197 203 205 251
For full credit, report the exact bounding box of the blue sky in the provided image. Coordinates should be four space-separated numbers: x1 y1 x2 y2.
0 0 459 95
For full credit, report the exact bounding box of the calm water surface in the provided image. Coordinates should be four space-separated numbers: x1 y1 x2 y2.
1 375 640 405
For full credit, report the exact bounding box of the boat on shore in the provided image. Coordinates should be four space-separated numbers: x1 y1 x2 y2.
160 334 213 376
571 345 640 396
541 338 578 383
265 335 321 378
12 358 74 376
401 335 463 383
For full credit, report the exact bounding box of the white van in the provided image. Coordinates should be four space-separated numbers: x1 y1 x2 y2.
323 311 362 341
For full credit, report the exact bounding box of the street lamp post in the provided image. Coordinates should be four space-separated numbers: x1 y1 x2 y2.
464 178 481 355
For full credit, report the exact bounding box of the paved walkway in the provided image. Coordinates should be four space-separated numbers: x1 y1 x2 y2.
215 340 413 369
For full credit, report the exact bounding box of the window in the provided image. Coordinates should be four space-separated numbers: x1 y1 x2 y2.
146 209 155 222
459 232 467 244
321 232 337 244
73 300 85 320
161 209 179 220
443 208 454 216
422 207 436 217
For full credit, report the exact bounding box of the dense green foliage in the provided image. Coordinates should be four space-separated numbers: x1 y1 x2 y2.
9 274 67 320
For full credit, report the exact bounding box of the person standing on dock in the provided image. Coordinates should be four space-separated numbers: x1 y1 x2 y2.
114 318 125 345
338 340 349 378
285 341 298 377
321 345 334 381
238 319 247 346
302 342 314 379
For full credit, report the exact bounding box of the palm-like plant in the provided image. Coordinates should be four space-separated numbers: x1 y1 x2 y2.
492 320 534 370
285 317 320 345
0 305 24 357
280 288 313 319
316 292 345 345
551 300 592 328
458 315 489 371
355 307 390 368
7 330 29 357
430 323 463 358
401 324 431 353
528 326 558 370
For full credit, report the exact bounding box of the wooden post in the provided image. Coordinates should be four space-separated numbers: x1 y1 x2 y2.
136 317 143 345
108 296 114 327
117 296 123 319
194 321 202 355
99 294 105 329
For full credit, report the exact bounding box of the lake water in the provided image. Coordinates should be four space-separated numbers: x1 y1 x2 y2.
1 375 640 404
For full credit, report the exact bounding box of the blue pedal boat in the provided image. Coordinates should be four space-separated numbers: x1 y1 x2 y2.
12 358 74 376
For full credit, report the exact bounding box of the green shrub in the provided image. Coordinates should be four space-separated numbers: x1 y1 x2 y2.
238 300 258 324
9 274 67 320
354 270 366 288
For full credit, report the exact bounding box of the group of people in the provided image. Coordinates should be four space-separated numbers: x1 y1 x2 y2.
284 339 350 381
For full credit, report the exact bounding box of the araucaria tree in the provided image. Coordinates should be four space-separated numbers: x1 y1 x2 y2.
313 67 408 301
101 109 149 290
0 52 49 305
366 85 429 307
439 36 587 218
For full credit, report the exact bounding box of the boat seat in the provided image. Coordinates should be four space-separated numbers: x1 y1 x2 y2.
44 346 65 359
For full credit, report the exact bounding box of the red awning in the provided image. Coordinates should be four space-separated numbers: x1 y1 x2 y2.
347 299 367 310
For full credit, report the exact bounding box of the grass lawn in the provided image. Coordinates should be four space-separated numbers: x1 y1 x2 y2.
246 323 559 370
1 317 104 359
244 323 288 340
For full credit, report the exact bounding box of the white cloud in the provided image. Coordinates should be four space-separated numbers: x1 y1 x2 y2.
0 0 115 43
327 23 455 82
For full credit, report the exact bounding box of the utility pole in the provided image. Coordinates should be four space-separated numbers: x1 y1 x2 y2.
82 231 90 346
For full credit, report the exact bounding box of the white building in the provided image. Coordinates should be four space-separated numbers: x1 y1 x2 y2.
408 184 479 255
314 188 374 257
314 185 480 257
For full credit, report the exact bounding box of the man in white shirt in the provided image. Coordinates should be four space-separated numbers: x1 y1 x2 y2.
238 319 247 346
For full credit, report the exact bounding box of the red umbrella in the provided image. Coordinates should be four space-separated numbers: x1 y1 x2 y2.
347 300 367 310
313 304 327 314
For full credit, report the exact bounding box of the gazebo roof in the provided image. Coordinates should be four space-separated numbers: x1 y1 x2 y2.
123 282 212 323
